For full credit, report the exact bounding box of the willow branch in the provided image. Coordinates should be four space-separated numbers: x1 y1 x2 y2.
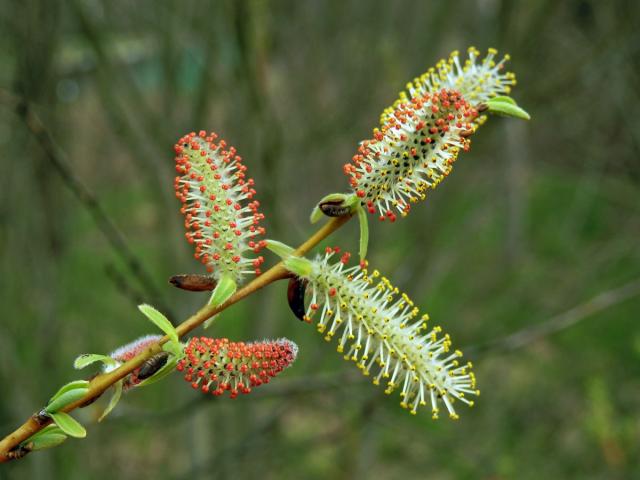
0 214 351 462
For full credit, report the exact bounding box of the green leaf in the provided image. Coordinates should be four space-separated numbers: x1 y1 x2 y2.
265 239 296 260
343 193 360 208
29 424 65 438
49 412 86 438
310 205 324 224
489 95 516 105
74 353 117 370
486 96 531 120
26 425 68 451
318 192 350 203
30 432 68 451
284 256 313 277
204 274 237 328
98 380 123 422
139 304 178 346
162 339 184 358
207 274 236 307
136 356 179 387
356 205 369 261
46 380 90 413
49 380 90 401
45 386 90 413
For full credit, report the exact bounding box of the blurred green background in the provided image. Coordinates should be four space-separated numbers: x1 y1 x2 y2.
1 0 639 478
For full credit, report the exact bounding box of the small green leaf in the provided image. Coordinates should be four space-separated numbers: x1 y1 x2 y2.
356 205 369 261
45 387 90 413
49 412 86 438
204 275 237 328
29 424 65 438
310 205 324 224
486 96 530 120
265 239 296 260
138 304 178 345
162 339 184 358
98 380 123 422
343 193 360 208
49 380 90 401
208 274 236 307
47 380 89 411
30 432 68 451
489 95 517 105
27 425 68 451
318 192 350 203
136 356 179 387
284 256 314 277
74 353 117 370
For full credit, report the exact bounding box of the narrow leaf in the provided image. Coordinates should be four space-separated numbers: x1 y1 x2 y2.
283 256 314 277
24 424 67 451
265 239 296 260
74 353 117 370
317 192 349 203
489 95 516 105
310 205 324 224
49 412 87 438
138 304 178 345
162 340 184 358
47 380 90 407
343 193 360 208
204 274 237 328
208 274 236 308
29 424 65 439
45 387 90 413
98 380 123 422
486 97 531 120
29 430 68 451
356 205 369 261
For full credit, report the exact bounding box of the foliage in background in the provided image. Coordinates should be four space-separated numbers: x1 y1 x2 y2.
1 0 639 479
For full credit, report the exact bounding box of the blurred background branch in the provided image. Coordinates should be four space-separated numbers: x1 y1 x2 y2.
467 277 640 356
0 89 175 321
1 0 639 478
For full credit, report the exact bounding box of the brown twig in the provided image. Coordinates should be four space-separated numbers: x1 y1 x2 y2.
0 214 351 462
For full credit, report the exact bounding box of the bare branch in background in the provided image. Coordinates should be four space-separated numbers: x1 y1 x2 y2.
466 277 640 356
104 263 147 308
0 89 175 322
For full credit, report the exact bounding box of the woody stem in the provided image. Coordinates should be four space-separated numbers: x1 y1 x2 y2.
0 214 352 462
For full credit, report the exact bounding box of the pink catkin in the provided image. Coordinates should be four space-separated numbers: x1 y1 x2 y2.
108 334 162 390
177 337 298 398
